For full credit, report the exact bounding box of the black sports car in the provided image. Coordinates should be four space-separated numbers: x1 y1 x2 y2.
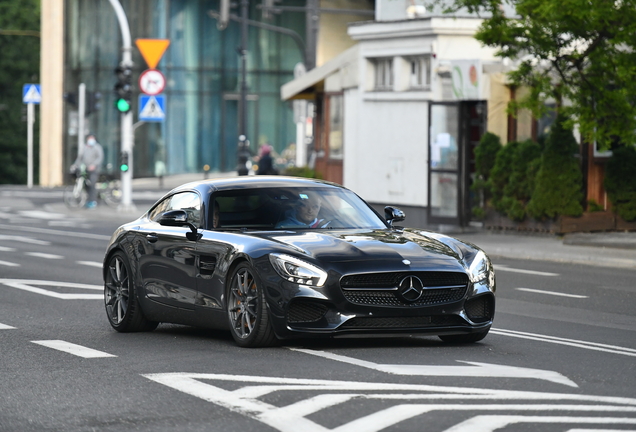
103 177 495 347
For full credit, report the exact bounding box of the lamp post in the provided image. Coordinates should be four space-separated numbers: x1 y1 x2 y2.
108 0 135 211
237 0 250 175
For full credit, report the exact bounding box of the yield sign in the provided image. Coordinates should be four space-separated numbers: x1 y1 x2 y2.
135 39 170 69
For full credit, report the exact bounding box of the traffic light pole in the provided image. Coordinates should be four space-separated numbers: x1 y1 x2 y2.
108 0 136 212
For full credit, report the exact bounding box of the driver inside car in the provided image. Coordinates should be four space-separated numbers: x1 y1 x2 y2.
276 193 330 229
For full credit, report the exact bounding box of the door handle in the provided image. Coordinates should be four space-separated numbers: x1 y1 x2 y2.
146 233 158 243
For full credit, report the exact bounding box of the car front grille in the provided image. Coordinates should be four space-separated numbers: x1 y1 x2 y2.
340 272 468 307
340 315 465 329
287 300 328 323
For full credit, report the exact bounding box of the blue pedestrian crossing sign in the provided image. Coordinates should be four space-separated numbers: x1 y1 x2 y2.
139 94 166 122
22 84 42 104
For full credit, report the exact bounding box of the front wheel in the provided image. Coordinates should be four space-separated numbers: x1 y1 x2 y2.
439 328 490 344
226 262 277 348
63 184 87 208
104 251 158 332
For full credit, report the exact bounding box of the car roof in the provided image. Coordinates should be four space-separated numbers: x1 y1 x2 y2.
169 176 346 195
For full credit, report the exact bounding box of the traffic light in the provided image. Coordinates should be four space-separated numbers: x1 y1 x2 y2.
120 151 130 172
86 91 102 115
114 64 133 113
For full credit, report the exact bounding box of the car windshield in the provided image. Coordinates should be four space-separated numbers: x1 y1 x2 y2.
211 187 387 230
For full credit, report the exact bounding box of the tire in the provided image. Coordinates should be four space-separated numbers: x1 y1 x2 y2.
103 181 122 207
226 262 277 348
104 251 158 332
439 328 490 344
63 185 87 208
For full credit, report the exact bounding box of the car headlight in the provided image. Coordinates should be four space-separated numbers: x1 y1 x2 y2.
468 250 494 285
269 253 328 287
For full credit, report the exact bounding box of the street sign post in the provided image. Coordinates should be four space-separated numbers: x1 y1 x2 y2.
23 84 41 188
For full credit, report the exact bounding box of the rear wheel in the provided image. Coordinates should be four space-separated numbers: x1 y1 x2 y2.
102 180 122 207
104 251 158 332
439 328 489 344
227 262 277 348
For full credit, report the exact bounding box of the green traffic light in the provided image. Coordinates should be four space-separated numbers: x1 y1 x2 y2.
120 164 129 172
116 98 131 113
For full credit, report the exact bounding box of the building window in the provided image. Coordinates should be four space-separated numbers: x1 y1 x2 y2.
373 58 393 91
408 56 431 89
328 94 343 160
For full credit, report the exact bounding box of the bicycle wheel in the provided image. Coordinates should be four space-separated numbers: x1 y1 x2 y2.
63 184 88 208
102 180 122 207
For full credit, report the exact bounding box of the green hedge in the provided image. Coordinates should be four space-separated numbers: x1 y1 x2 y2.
527 114 583 219
477 113 584 222
604 145 636 221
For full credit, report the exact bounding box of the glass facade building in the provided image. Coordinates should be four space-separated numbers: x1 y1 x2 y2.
64 0 306 178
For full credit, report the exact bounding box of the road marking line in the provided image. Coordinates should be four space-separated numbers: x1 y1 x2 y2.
492 329 636 357
495 265 559 277
78 261 102 268
0 279 103 300
0 234 50 245
288 349 577 387
516 287 588 299
25 252 64 260
446 415 636 432
143 373 636 432
0 260 20 267
0 246 16 251
0 224 111 241
0 323 16 329
32 340 116 358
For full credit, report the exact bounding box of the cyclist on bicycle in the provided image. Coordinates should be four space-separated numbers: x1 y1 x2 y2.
71 133 103 209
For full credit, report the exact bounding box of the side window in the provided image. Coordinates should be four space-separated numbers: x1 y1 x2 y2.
148 192 201 227
148 197 171 221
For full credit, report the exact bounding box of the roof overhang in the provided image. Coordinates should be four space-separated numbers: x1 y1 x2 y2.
281 45 359 101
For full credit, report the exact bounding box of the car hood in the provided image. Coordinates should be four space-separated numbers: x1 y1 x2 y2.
257 229 467 272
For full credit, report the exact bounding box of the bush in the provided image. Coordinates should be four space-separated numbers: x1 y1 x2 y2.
471 132 503 218
500 139 542 221
527 114 583 219
604 145 636 221
489 140 519 213
282 166 323 179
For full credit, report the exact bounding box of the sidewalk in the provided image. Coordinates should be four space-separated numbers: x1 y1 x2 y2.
453 230 636 270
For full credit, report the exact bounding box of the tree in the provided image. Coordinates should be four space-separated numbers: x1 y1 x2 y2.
437 0 636 149
0 0 40 184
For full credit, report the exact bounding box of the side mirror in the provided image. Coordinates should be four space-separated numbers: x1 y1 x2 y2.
384 206 405 228
158 210 189 227
157 210 201 241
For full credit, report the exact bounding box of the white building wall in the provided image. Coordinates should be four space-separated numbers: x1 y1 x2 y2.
345 96 429 207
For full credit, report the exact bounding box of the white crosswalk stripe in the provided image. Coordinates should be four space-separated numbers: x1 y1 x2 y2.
0 260 20 267
0 323 16 329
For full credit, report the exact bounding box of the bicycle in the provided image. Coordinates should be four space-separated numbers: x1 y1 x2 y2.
64 165 122 208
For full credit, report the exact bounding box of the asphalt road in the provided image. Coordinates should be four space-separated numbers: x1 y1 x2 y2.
1 188 636 431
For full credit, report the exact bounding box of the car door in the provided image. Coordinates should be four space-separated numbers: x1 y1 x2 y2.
138 191 201 310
